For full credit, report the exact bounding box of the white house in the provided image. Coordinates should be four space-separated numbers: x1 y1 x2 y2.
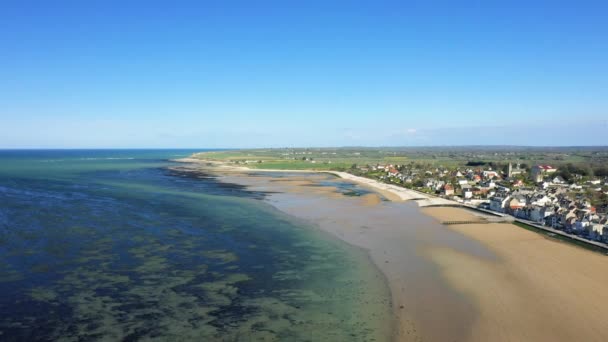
483 170 499 179
479 180 496 189
457 179 469 186
530 195 551 206
463 189 473 199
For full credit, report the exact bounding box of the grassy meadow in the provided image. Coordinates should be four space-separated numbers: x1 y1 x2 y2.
191 147 608 171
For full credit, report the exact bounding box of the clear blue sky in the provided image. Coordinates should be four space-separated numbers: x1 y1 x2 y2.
1 0 607 148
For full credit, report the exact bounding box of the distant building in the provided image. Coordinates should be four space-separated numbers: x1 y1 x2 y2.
483 170 499 179
442 184 454 196
508 163 525 177
531 165 557 182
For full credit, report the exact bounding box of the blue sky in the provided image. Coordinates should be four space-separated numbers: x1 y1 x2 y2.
1 0 607 148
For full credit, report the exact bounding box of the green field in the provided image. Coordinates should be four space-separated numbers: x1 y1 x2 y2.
192 149 409 170
192 147 608 171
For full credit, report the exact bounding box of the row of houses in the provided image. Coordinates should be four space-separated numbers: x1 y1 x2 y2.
488 188 608 243
367 163 608 244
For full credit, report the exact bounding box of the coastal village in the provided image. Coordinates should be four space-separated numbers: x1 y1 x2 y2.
351 162 608 245
194 148 608 248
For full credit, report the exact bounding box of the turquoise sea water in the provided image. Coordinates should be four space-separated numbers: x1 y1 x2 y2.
0 150 390 341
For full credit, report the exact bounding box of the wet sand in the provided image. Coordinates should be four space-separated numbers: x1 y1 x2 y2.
174 161 608 341
210 170 494 341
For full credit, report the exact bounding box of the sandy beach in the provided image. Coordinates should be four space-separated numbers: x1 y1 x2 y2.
174 159 608 341
172 158 449 205
423 207 608 341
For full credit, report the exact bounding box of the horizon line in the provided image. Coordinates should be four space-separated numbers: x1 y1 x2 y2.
1 145 608 150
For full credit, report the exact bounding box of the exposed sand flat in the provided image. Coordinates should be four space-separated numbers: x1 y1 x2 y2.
173 158 450 205
213 170 492 342
423 207 608 342
175 159 608 341
359 193 382 206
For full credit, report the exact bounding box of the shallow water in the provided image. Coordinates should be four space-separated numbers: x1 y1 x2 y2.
0 150 391 341
217 170 497 342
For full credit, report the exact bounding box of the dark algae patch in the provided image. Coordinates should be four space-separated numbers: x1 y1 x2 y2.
0 150 391 341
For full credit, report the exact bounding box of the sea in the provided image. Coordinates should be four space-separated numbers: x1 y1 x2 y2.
0 150 391 341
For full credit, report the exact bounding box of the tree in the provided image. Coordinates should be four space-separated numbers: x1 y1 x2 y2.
594 166 608 177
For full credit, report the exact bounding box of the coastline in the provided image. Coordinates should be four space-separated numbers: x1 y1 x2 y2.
172 158 450 204
174 157 608 341
173 158 484 341
212 169 483 341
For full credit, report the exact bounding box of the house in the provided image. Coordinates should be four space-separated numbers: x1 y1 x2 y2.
508 196 526 211
434 180 446 191
530 194 552 206
388 168 399 177
588 223 604 240
457 179 469 186
423 179 436 188
495 185 511 193
442 184 454 196
483 170 499 179
479 180 496 189
460 183 472 191
463 189 473 199
603 226 608 243
552 176 566 184
529 205 553 222
575 219 590 232
490 196 509 212
531 165 557 182
513 179 524 188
